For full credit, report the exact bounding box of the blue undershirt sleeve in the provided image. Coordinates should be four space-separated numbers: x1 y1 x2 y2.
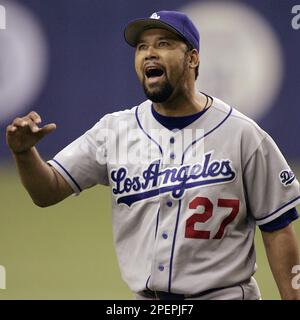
259 207 299 232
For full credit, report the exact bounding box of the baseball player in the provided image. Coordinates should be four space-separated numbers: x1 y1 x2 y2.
6 11 300 300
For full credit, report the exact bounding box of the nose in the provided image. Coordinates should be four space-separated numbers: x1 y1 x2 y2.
145 45 159 60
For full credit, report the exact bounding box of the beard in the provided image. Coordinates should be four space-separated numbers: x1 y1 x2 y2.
142 76 174 103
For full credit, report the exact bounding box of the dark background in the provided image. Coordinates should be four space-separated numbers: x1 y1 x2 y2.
0 0 300 161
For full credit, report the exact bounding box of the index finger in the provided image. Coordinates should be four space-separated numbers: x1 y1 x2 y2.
28 111 42 124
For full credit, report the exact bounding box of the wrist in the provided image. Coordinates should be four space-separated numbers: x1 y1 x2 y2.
12 147 35 158
281 289 300 300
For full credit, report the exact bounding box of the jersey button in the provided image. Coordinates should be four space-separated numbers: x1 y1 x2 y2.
158 264 164 271
170 152 176 159
162 232 168 239
166 201 173 207
170 137 175 144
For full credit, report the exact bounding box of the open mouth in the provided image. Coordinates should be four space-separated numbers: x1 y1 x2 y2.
145 67 165 79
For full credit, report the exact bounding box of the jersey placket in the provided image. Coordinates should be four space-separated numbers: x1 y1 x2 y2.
148 132 182 293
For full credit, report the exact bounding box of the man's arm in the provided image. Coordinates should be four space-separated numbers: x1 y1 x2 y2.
261 223 300 300
6 111 73 207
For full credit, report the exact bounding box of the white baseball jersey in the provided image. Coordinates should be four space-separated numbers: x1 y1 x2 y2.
48 97 300 296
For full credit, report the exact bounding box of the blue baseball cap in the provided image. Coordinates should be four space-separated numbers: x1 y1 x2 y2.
124 10 200 51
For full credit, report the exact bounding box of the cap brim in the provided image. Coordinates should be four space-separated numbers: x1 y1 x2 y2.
124 18 183 47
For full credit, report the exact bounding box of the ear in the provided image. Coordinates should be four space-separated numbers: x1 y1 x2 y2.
189 49 200 69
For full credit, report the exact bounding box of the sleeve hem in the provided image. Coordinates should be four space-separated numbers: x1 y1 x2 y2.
47 159 82 195
259 208 299 232
255 196 300 226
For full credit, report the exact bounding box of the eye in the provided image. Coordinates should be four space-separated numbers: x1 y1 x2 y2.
137 43 147 51
158 41 169 47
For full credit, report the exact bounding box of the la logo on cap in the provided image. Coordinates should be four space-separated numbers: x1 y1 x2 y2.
150 12 160 19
